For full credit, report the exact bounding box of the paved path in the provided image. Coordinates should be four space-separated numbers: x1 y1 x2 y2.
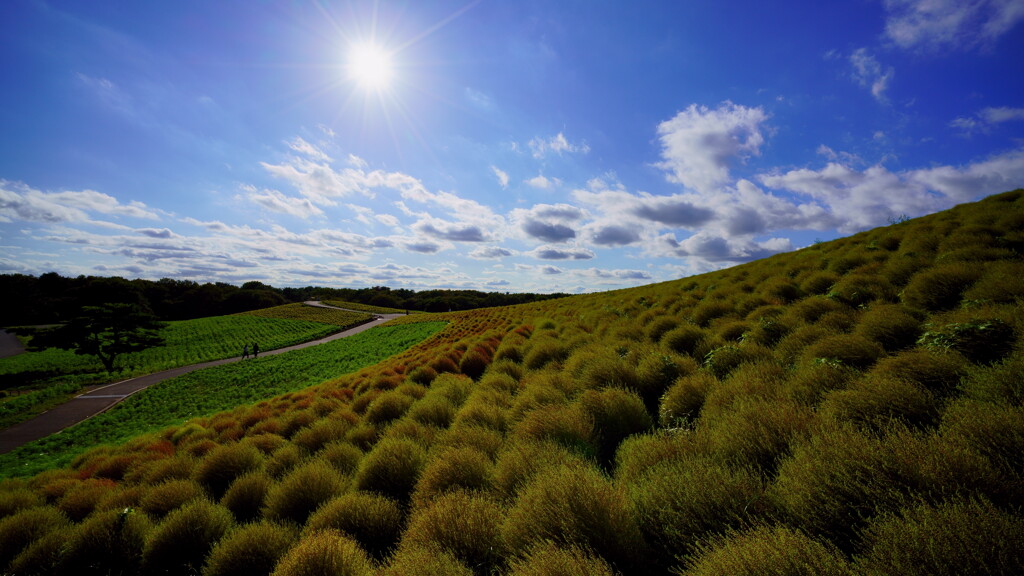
0 303 402 454
0 330 25 359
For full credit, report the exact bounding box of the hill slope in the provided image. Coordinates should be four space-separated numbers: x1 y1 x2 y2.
1 190 1022 575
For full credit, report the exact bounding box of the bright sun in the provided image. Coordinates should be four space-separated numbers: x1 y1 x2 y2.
348 43 393 90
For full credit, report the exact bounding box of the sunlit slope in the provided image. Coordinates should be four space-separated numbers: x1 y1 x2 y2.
2 190 1022 575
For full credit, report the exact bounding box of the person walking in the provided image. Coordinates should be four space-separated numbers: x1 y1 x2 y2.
242 344 250 359
253 342 259 358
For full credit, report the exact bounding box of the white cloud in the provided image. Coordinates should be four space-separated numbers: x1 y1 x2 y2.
510 203 587 243
491 166 510 189
287 136 332 163
469 245 515 259
413 216 490 242
526 245 595 261
952 106 1024 133
0 180 159 223
849 48 894 103
759 146 1024 232
375 213 401 228
884 0 1024 51
528 132 590 159
525 174 559 189
245 186 324 218
654 101 769 194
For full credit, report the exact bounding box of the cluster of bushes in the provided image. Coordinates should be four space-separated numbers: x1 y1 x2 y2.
1 190 1022 574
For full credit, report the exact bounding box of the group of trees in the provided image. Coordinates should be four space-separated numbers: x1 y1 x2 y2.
0 273 568 326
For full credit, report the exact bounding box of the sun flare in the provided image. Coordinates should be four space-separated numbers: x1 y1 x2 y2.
348 43 394 90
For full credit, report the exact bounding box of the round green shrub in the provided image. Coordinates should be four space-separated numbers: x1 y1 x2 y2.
902 263 982 311
685 524 856 576
318 441 363 475
659 371 717 426
855 304 922 351
193 442 265 500
403 490 506 571
800 271 839 295
503 461 648 573
306 492 403 560
0 506 69 568
203 521 297 576
380 545 473 576
701 397 815 476
271 529 374 576
60 507 154 576
292 418 353 454
143 500 232 576
265 459 347 525
661 324 708 357
512 404 595 459
365 390 415 426
139 478 206 518
492 439 580 501
411 447 494 509
353 437 427 505
220 471 272 523
629 456 764 570
820 375 940 431
506 542 618 576
856 497 1024 576
576 387 653 467
870 349 968 396
802 334 884 370
405 396 457 428
827 273 895 307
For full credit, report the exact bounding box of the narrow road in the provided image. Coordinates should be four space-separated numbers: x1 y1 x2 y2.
0 303 403 454
0 330 25 359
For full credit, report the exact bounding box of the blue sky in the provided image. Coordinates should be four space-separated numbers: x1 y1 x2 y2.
2 0 1023 293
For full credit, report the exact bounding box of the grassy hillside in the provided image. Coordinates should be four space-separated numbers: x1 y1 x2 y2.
1 190 1022 575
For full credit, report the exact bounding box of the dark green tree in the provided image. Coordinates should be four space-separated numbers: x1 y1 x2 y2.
32 303 166 373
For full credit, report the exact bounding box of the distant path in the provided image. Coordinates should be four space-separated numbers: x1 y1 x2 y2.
0 303 403 454
0 330 25 359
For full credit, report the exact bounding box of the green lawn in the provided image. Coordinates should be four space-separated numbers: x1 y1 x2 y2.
0 321 445 478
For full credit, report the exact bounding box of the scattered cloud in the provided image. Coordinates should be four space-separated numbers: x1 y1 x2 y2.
413 217 489 242
654 101 768 194
759 146 1024 232
525 174 559 189
528 132 590 159
244 186 324 219
0 180 159 224
883 0 1024 51
526 245 595 260
491 166 509 189
287 137 333 163
849 48 894 103
510 203 586 243
951 106 1024 134
469 245 515 259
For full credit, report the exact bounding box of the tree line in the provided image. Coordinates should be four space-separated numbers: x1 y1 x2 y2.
0 273 569 326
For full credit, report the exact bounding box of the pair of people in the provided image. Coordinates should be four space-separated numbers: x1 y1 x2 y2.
241 342 260 359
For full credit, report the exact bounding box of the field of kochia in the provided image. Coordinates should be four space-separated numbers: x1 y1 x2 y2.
1 190 1022 575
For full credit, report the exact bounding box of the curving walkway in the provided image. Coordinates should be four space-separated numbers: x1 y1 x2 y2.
0 303 403 454
0 330 26 359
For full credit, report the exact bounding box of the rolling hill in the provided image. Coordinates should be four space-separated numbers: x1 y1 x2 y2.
1 190 1022 575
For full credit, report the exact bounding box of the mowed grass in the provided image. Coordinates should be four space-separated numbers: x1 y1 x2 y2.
0 321 445 478
0 190 1022 575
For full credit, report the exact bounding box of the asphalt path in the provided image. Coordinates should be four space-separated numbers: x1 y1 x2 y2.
0 330 25 359
0 303 402 454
